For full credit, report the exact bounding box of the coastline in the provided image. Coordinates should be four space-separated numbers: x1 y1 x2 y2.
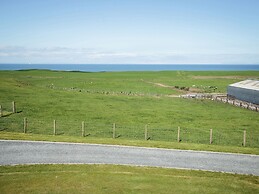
0 64 259 72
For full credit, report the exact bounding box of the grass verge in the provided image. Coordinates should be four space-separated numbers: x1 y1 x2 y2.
0 164 258 194
1 131 258 155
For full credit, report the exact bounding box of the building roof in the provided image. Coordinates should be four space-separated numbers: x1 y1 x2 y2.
229 79 259 91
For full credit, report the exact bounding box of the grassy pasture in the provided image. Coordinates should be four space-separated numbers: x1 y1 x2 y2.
0 70 259 150
0 164 258 194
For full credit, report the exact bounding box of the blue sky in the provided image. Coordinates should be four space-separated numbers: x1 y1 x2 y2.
0 0 259 64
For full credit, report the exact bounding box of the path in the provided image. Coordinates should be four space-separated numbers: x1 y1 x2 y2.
0 140 258 175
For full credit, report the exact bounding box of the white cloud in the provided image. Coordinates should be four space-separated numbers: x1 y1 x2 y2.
0 46 259 64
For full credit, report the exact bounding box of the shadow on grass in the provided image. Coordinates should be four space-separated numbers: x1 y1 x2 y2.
1 111 23 118
1 113 13 118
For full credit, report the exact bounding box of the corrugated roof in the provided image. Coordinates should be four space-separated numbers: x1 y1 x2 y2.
229 79 259 91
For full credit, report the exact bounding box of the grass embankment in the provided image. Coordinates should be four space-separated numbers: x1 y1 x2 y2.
1 131 259 155
0 70 259 151
0 164 258 194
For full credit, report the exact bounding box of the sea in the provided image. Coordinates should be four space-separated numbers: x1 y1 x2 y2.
0 64 259 72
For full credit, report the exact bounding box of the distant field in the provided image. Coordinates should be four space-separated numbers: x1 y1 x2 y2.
0 164 258 194
0 70 259 150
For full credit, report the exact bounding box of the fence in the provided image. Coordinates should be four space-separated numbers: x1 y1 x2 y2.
1 116 259 148
0 101 17 117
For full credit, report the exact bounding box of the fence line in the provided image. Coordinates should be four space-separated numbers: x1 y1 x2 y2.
210 129 213 144
1 117 258 148
0 101 18 117
23 117 27 133
0 105 2 117
82 121 85 137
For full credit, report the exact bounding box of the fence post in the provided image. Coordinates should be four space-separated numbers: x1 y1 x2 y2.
113 123 116 139
0 105 2 117
145 125 148 140
210 129 213 144
12 101 16 113
82 121 85 137
177 126 180 142
24 117 27 133
243 130 246 147
53 120 56 135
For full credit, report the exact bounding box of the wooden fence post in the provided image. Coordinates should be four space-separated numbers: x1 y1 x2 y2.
243 130 246 147
82 121 85 137
210 129 213 144
12 101 16 113
145 125 148 140
113 123 116 139
53 120 56 135
24 117 27 133
177 126 180 142
0 105 2 117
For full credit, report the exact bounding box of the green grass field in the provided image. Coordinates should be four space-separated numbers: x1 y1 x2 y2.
1 164 258 194
1 70 259 151
1 70 259 193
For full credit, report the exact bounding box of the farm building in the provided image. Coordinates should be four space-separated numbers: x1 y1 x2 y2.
227 79 259 105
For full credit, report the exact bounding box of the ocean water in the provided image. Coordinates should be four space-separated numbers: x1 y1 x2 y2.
0 64 259 72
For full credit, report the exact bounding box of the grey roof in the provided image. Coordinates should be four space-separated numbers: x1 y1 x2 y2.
229 79 259 91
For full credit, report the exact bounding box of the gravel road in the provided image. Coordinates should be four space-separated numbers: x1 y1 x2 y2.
1 140 258 175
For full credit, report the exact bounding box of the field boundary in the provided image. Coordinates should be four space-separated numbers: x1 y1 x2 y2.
181 94 259 112
1 117 258 148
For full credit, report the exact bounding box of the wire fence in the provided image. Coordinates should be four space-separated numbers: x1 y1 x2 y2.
0 101 16 117
1 115 259 148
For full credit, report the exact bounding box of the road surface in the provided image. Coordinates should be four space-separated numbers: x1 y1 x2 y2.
0 140 258 175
